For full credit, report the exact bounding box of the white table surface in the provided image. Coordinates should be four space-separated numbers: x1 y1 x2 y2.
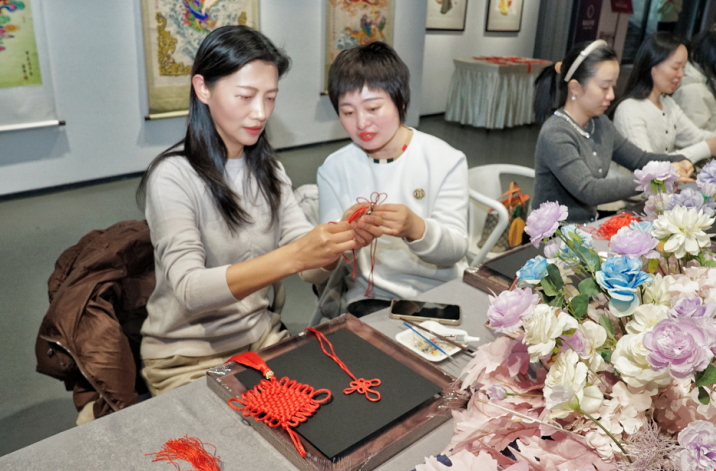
0 278 494 471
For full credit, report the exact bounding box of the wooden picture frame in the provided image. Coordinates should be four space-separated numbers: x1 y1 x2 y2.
485 0 524 33
207 314 461 471
426 0 468 32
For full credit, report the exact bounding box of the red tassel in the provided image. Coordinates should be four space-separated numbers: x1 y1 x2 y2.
147 436 221 471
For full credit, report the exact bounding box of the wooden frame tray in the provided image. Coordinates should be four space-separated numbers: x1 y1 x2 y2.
463 243 538 295
206 314 463 471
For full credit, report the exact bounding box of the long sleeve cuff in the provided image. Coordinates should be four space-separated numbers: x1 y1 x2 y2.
404 217 439 255
678 141 711 164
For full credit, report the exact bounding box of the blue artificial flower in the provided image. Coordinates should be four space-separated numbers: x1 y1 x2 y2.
595 256 651 317
517 256 549 285
629 220 653 233
557 224 593 258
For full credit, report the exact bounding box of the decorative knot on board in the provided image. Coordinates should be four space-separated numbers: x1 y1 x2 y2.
225 352 331 458
306 327 382 402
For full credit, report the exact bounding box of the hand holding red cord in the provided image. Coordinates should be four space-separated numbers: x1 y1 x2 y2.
370 204 426 241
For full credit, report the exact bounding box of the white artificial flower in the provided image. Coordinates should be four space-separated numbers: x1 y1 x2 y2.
544 350 602 418
577 321 608 372
625 303 669 335
611 333 672 395
609 381 652 435
642 273 674 307
652 207 714 258
585 430 618 462
522 306 578 363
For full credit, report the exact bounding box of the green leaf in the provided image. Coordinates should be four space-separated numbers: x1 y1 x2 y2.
600 351 612 363
707 260 716 268
546 264 564 290
647 258 660 273
599 314 616 339
571 294 589 319
578 278 600 297
549 294 565 308
699 386 711 405
541 291 555 304
574 244 601 272
570 231 583 245
562 328 577 337
541 277 558 296
650 181 659 195
695 364 716 387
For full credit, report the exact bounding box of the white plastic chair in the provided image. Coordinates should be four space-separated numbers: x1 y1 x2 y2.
468 164 535 266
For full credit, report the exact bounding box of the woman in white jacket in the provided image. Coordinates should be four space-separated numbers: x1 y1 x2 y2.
613 32 716 166
673 25 716 132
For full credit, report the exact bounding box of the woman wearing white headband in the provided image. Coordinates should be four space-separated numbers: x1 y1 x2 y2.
532 40 694 224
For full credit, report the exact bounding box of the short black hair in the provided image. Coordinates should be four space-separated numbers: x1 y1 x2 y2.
327 41 410 123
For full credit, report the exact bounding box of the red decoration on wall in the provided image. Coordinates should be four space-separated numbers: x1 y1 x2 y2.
610 0 633 14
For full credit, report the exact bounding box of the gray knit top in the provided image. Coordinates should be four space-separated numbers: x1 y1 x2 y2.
533 111 685 223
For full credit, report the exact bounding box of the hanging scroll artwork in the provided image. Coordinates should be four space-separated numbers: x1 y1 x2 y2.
141 0 259 118
324 0 394 93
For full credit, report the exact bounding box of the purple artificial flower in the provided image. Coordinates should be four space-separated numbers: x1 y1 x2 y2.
543 239 559 258
609 226 659 259
665 188 715 217
487 385 507 401
669 297 716 319
524 201 568 247
701 182 716 198
697 160 716 189
560 329 589 356
643 317 714 379
634 161 678 195
487 287 540 333
678 420 716 471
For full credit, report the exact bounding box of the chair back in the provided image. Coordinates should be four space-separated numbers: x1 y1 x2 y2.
467 164 535 265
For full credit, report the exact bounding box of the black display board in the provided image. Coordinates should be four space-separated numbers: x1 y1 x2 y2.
482 244 541 280
234 329 442 459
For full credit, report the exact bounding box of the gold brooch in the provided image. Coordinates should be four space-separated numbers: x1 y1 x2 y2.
413 188 425 199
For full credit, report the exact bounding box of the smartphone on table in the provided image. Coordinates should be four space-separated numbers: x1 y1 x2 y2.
388 299 462 325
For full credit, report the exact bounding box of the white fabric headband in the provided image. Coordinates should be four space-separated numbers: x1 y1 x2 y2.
563 39 608 82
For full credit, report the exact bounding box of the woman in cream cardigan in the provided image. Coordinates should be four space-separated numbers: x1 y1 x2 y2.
673 25 716 132
613 32 716 166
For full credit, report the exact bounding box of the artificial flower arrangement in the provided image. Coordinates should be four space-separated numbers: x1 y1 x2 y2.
417 161 716 471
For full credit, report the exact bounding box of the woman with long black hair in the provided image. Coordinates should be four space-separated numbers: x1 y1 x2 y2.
532 40 693 224
673 25 716 132
613 32 716 165
136 26 372 395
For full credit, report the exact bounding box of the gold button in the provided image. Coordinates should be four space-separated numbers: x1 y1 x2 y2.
413 188 425 199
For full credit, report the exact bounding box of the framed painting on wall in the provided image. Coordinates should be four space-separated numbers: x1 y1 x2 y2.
325 0 394 93
426 0 468 31
141 0 259 119
485 0 524 32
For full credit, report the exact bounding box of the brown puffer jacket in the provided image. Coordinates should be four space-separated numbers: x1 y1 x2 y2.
35 220 155 418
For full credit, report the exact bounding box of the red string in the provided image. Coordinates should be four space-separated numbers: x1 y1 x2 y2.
224 352 331 458
305 327 381 402
582 213 640 240
147 436 221 471
343 192 387 297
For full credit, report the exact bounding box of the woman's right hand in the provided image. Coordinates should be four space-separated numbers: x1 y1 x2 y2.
674 159 695 183
294 222 357 271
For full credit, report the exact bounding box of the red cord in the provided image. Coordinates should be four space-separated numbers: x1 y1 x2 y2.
225 353 331 458
582 213 640 240
147 436 221 471
305 328 381 402
343 192 387 298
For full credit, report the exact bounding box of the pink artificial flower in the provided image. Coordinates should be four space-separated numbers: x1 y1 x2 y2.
487 288 540 333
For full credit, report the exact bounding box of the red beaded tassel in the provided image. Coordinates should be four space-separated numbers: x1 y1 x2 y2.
147 436 221 471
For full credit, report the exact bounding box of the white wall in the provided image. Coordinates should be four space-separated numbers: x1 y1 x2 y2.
0 0 427 197
420 0 541 115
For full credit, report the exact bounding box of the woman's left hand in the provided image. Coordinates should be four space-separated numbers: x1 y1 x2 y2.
674 160 695 183
371 204 426 241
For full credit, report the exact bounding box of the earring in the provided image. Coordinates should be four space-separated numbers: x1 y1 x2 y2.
571 95 576 101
